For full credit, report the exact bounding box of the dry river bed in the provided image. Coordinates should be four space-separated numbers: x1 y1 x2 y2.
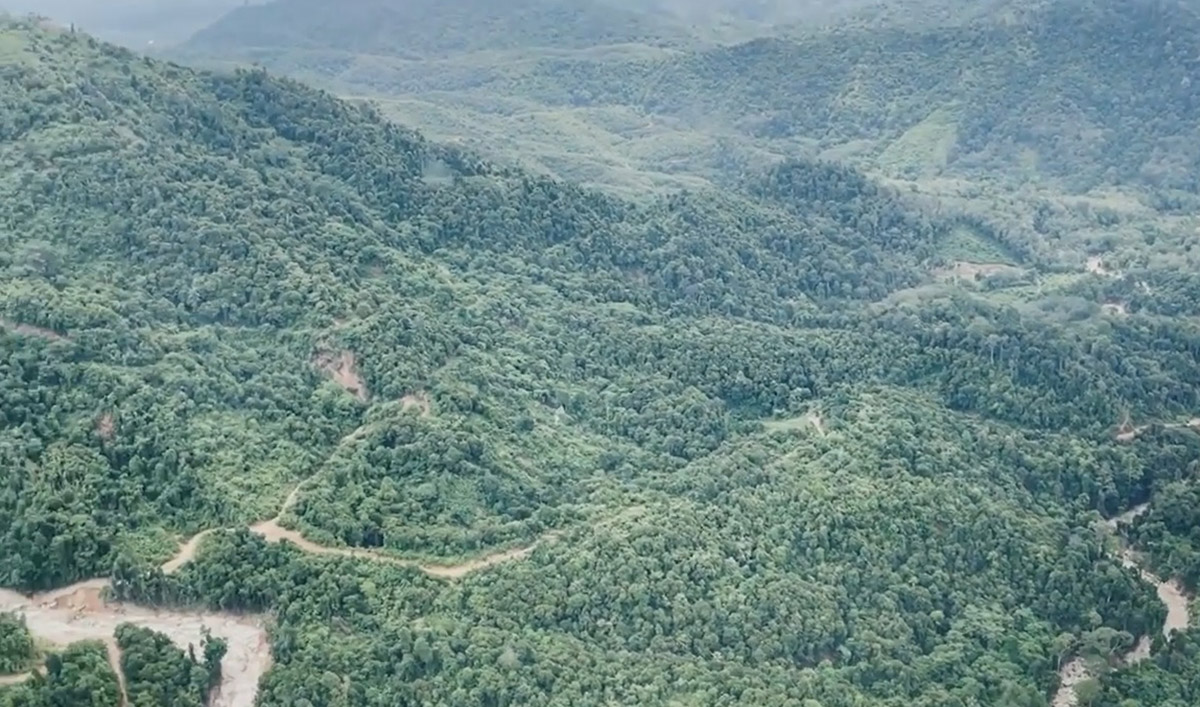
1052 504 1193 707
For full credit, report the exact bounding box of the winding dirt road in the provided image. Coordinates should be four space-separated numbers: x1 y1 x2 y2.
0 419 552 705
247 509 557 580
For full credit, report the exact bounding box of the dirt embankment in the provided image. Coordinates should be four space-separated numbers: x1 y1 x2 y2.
314 350 369 401
96 413 116 441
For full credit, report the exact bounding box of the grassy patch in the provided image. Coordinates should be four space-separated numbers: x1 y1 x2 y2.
114 525 180 567
763 416 816 433
0 29 33 65
877 107 959 177
936 225 1019 264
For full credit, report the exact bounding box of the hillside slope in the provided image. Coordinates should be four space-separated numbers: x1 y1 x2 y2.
512 0 1200 191
179 0 1199 195
3 19 1200 707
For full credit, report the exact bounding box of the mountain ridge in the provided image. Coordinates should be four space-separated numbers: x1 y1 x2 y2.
3 15 1200 707
176 0 1200 194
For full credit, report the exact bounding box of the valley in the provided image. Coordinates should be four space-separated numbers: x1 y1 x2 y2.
2 2 1200 706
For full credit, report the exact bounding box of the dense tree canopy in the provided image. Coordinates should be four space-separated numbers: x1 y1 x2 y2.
0 614 35 675
116 623 223 707
1 14 1199 707
0 642 120 707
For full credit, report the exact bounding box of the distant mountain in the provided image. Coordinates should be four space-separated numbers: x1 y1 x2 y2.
179 0 694 60
174 0 1199 194
638 0 1013 25
510 0 1200 191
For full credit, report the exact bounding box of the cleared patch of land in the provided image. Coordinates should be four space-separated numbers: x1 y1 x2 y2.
313 349 369 401
0 318 69 342
763 410 827 436
0 581 268 707
400 391 433 417
933 261 1024 283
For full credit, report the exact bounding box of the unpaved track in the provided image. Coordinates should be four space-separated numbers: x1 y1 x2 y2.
247 514 557 579
0 318 68 342
1115 416 1200 443
0 669 39 686
161 529 217 574
105 639 129 707
234 418 555 580
2 419 556 706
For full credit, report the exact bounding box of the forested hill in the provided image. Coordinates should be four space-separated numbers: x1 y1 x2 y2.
0 16 951 591
506 0 1200 191
4 19 1200 707
179 0 691 60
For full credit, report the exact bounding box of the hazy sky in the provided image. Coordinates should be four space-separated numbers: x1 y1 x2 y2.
0 0 264 45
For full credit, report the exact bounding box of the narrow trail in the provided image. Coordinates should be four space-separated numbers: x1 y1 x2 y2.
246 511 557 580
1052 502 1194 707
160 529 217 574
105 639 129 707
0 669 39 686
232 413 557 579
1 417 554 706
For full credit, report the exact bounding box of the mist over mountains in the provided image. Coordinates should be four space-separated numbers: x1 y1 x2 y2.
0 0 262 45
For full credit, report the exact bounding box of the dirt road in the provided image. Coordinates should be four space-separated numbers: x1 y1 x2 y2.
0 416 555 706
